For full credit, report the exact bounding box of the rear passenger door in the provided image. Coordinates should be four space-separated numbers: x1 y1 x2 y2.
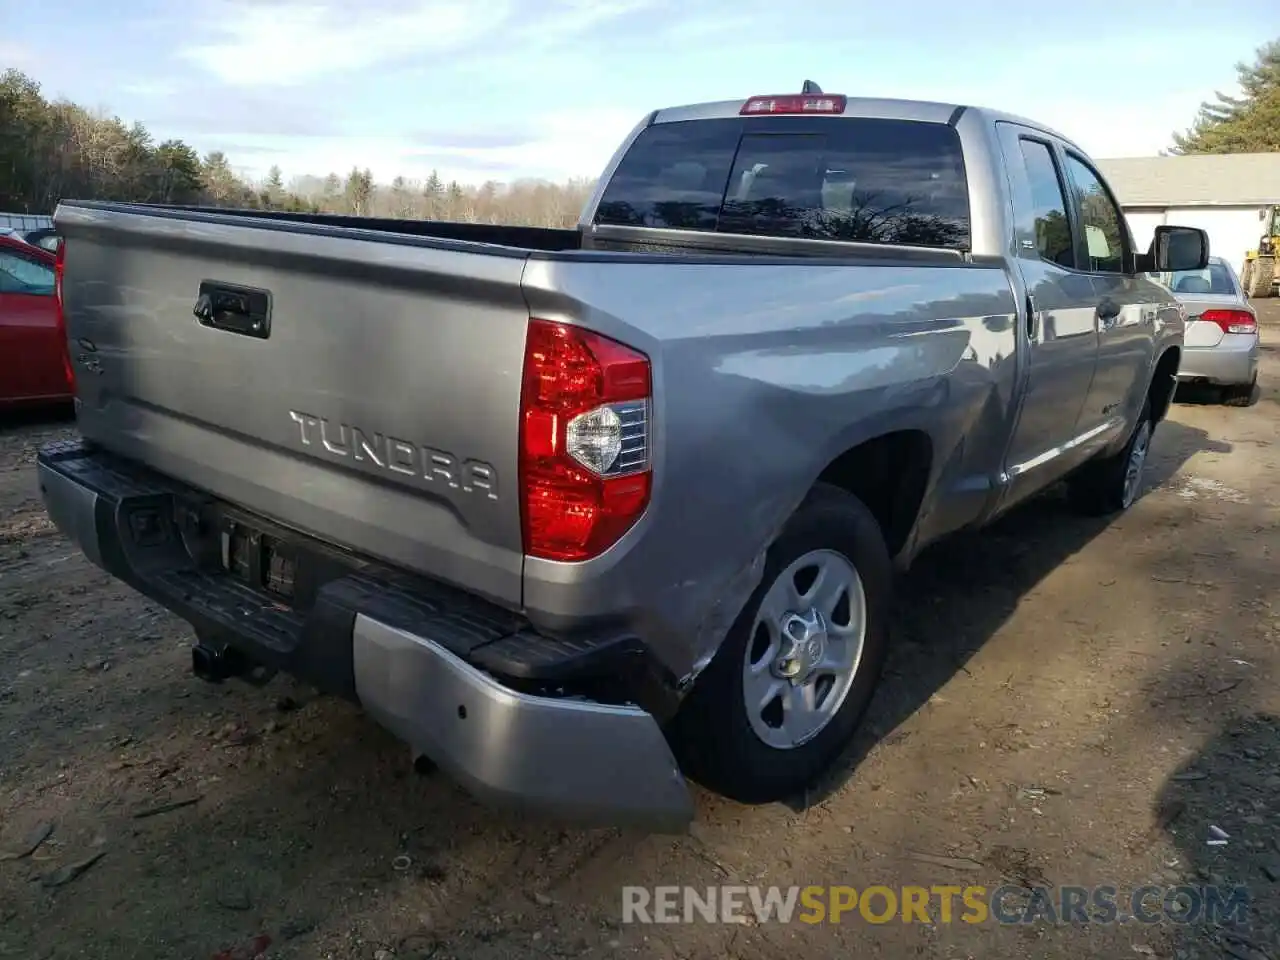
995 124 1102 502
1059 151 1162 434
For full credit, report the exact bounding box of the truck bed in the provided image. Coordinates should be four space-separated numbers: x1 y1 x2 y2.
158 203 587 252
65 201 972 265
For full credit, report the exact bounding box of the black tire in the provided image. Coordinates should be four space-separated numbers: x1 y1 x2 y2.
1244 257 1276 299
670 483 892 804
1222 376 1257 407
1067 396 1154 516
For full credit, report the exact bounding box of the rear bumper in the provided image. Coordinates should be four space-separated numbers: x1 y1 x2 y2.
37 440 693 832
1177 336 1259 386
353 616 690 826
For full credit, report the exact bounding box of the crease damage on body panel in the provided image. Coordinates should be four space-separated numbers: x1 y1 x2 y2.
677 495 785 689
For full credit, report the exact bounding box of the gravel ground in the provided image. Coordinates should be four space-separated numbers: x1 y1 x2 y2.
2 302 1279 960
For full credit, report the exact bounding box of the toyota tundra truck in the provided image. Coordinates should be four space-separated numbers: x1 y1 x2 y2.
39 86 1208 831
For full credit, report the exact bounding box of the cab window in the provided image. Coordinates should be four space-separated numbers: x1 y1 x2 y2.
1062 154 1127 273
596 116 971 250
1016 138 1075 268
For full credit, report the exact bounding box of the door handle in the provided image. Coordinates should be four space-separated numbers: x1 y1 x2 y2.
1096 298 1121 328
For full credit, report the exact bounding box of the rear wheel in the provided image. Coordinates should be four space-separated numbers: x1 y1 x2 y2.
671 484 892 804
1067 397 1153 516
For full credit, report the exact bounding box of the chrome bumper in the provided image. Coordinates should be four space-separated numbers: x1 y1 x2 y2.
353 614 693 830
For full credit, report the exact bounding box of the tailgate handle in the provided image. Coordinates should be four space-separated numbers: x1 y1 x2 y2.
194 281 271 339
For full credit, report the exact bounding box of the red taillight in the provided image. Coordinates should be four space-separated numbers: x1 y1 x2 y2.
519 318 652 562
1200 309 1257 335
740 94 847 115
54 241 74 391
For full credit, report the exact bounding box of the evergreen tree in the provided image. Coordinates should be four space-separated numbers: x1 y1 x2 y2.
201 151 240 203
421 169 444 218
390 174 412 217
154 140 203 203
321 172 342 201
1171 39 1280 154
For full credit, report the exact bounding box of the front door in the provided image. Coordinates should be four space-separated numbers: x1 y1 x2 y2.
995 124 1103 509
1059 151 1167 436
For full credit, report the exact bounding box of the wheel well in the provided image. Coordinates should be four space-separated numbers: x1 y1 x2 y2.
1148 347 1181 423
815 431 932 558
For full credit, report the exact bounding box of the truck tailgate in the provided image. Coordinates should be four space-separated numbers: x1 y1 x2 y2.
55 203 529 608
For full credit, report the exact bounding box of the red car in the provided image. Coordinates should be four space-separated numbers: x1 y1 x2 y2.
0 233 73 407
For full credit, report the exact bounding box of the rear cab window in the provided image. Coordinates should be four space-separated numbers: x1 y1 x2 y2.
594 116 970 250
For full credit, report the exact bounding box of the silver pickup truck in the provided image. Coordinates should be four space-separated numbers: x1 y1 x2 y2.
40 86 1207 832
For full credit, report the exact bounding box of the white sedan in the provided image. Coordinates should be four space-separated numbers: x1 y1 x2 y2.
1151 256 1260 406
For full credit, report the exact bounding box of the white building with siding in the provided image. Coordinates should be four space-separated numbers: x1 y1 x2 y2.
1095 153 1280 279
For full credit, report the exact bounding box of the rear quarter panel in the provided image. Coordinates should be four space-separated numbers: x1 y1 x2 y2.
520 256 1020 679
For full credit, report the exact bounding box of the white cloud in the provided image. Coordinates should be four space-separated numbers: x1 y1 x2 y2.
179 0 513 87
532 0 659 38
178 0 660 87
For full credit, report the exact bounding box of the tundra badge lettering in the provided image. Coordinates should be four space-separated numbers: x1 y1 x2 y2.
288 410 498 500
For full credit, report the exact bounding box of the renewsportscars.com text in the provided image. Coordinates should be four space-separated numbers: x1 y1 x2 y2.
621 884 1250 926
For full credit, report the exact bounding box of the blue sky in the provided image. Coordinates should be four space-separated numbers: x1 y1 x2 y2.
2 0 1272 188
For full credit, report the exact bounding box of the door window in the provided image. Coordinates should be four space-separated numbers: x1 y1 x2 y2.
1062 154 1127 273
1016 139 1075 268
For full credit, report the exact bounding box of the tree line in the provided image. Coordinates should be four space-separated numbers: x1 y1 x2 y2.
1 38 1276 225
0 68 595 226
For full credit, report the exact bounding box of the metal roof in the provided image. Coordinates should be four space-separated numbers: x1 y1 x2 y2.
1094 153 1280 207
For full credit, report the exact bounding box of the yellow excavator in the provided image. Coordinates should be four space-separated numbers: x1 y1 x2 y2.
1241 204 1278 298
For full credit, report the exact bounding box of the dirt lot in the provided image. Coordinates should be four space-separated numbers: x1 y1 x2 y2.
3 306 1280 960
